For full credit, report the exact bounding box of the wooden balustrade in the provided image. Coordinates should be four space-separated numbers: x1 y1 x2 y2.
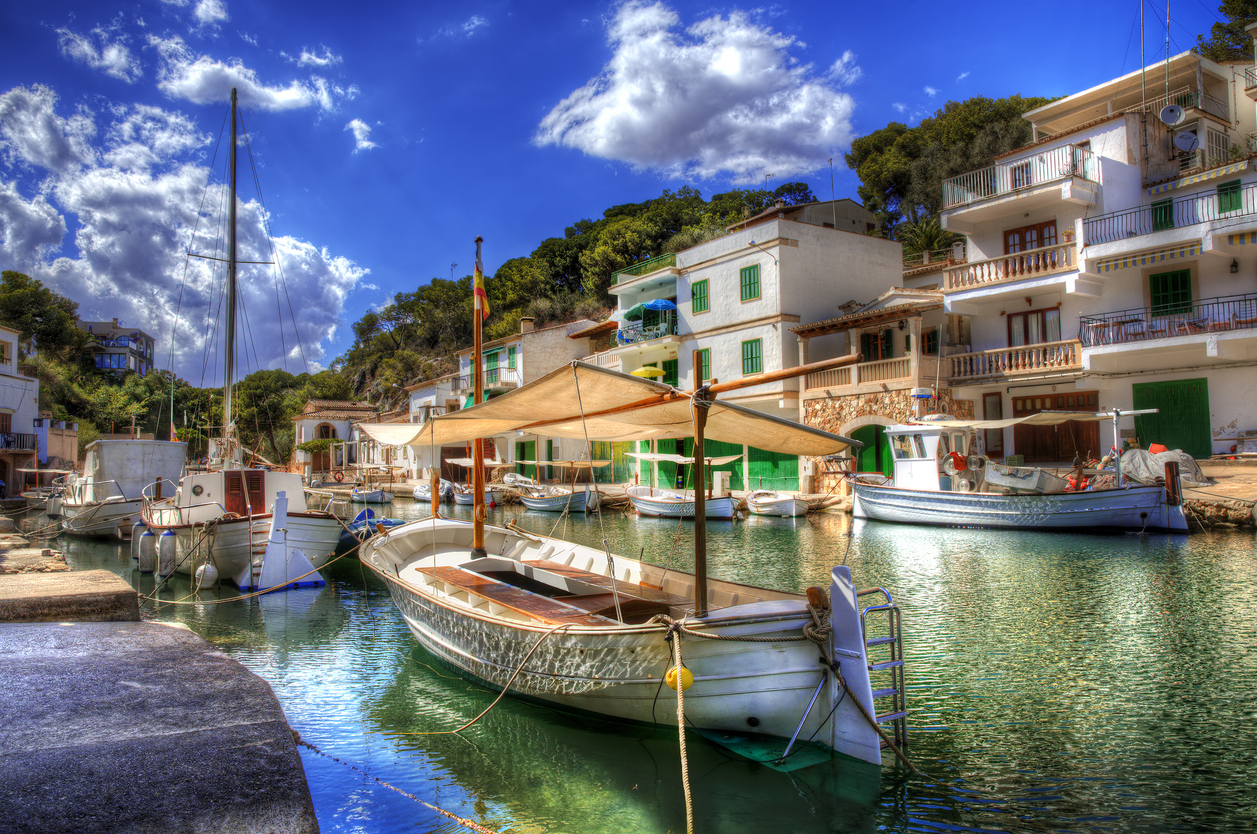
948 340 1081 381
944 242 1075 291
857 356 910 384
804 366 852 390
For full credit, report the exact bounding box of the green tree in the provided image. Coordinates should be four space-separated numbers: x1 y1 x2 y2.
0 271 82 358
1196 0 1257 62
235 368 299 463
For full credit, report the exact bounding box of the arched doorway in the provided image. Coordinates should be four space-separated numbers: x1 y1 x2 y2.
850 424 894 478
314 423 337 472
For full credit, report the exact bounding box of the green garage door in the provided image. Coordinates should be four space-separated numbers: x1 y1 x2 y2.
851 424 894 477
1132 378 1211 459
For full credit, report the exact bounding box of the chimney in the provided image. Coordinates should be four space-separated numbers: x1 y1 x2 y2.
520 317 535 334
112 318 119 327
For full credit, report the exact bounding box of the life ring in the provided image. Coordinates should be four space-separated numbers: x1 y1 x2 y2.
334 471 344 482
948 451 968 472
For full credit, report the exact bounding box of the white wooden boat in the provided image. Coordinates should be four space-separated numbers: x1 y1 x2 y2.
626 485 736 519
851 413 1189 533
412 479 454 501
350 487 394 503
453 486 504 505
140 89 345 588
746 490 809 517
361 515 890 766
60 440 186 539
518 485 601 512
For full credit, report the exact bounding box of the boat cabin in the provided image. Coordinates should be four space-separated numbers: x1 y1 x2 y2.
884 417 971 492
171 469 313 523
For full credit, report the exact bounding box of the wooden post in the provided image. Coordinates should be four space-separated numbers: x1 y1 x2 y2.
429 466 439 516
472 236 486 556
692 350 710 617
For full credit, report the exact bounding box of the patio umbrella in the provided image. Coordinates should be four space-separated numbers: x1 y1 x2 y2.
630 366 666 378
621 298 677 321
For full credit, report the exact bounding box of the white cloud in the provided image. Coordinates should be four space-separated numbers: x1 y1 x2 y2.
828 51 862 87
433 14 490 40
149 34 346 112
0 84 365 381
924 86 939 97
535 1 856 183
194 0 229 27
57 27 143 83
298 47 342 68
345 119 378 152
957 71 970 81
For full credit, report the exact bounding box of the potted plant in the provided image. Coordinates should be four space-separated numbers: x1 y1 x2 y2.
1062 226 1075 244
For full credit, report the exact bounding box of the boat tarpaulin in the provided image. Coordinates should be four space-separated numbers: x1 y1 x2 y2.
357 361 858 456
626 452 744 466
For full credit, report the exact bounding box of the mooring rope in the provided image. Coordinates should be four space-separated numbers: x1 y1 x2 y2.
667 624 695 834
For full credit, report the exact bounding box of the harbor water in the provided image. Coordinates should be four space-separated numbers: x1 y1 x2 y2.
30 499 1257 833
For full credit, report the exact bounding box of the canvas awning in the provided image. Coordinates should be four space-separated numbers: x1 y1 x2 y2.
1094 241 1201 274
445 458 506 467
908 410 1139 431
356 362 858 456
626 452 743 465
515 459 612 468
1148 160 1249 195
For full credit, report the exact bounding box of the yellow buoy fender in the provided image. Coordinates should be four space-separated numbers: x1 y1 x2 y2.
665 665 694 691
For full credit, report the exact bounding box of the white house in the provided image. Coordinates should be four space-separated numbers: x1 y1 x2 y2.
591 199 901 491
291 399 377 478
939 45 1257 461
0 325 40 495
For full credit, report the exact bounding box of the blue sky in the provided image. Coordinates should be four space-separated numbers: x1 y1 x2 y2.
0 0 1230 384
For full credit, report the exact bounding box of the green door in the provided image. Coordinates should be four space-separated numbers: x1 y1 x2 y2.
749 447 799 491
851 425 894 477
515 441 535 480
485 350 499 385
1132 378 1211 458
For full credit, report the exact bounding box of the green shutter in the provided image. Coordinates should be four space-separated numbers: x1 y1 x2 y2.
1218 180 1242 214
1133 378 1211 458
740 264 760 301
698 348 711 382
691 279 709 313
860 332 872 359
880 329 892 359
741 339 762 375
1151 198 1174 231
925 329 940 355
662 358 679 386
1150 269 1192 316
507 346 516 369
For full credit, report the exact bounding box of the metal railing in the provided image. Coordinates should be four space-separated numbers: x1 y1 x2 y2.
485 367 520 387
581 351 621 369
1079 292 1257 346
0 432 38 451
948 339 1082 381
943 145 1097 210
1126 86 1229 124
944 241 1075 291
616 318 679 345
1083 179 1257 245
902 248 954 270
613 252 678 284
1247 68 1257 89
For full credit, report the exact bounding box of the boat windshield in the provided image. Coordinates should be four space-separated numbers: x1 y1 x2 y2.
891 433 928 460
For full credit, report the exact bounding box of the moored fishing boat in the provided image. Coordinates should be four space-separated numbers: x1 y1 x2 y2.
412 478 454 502
626 485 736 519
746 490 809 518
518 484 601 512
851 411 1189 533
61 439 186 538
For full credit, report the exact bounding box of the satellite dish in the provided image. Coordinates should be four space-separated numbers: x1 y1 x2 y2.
1174 131 1199 152
1159 104 1184 126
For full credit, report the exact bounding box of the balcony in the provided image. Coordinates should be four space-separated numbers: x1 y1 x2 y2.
948 340 1082 383
613 253 678 285
1083 177 1257 247
580 351 622 370
803 355 942 397
1079 293 1257 347
616 317 678 346
454 367 520 394
1129 86 1227 123
944 241 1076 293
0 432 38 452
942 145 1098 213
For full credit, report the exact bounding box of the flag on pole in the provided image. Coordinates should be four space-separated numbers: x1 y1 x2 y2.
473 254 490 320
170 424 179 442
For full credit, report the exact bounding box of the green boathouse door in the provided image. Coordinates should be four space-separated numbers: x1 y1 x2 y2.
851 424 894 477
1132 378 1211 458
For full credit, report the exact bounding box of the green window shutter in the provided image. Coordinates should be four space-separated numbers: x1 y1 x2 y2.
740 264 760 301
507 346 516 369
691 279 709 313
741 339 762 375
905 333 912 354
698 348 711 382
662 358 679 386
1218 180 1242 214
880 329 892 359
1152 198 1174 231
860 332 871 358
1150 269 1192 316
925 329 940 355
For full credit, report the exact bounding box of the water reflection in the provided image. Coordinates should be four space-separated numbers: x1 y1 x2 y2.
23 499 1257 833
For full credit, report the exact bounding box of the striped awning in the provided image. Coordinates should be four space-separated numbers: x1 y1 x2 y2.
1094 241 1201 273
1227 231 1257 245
1148 160 1249 195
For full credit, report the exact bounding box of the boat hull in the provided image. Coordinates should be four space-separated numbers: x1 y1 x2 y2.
852 481 1188 532
627 488 735 519
453 489 503 506
361 518 883 766
142 510 343 582
519 489 600 513
350 489 394 503
60 498 141 538
746 492 809 518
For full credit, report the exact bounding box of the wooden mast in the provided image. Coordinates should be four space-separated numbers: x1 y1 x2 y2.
471 236 486 556
691 349 710 616
223 87 238 467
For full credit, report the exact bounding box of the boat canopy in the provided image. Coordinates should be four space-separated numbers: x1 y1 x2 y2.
444 458 507 467
357 362 858 456
514 459 612 468
625 452 743 466
910 410 1137 431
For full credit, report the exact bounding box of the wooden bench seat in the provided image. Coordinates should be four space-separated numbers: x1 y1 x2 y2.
417 566 615 627
523 559 691 608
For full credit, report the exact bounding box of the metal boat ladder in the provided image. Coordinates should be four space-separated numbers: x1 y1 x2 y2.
857 587 907 751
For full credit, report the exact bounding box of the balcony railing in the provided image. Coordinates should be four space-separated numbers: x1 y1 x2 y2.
613 252 677 284
485 367 520 387
1083 179 1257 246
581 351 621 369
943 145 1097 210
616 318 678 345
1079 292 1257 346
1126 86 1229 124
0 432 38 451
948 340 1082 382
944 241 1075 292
804 356 913 391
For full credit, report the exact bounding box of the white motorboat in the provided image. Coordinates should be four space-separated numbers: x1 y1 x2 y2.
626 485 736 519
140 88 344 587
60 440 186 538
350 487 394 503
412 479 454 501
746 490 810 517
453 486 503 506
359 357 905 769
518 485 601 513
851 411 1189 533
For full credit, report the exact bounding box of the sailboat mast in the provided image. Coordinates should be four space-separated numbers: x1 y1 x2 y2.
692 351 710 617
223 87 238 453
471 236 486 556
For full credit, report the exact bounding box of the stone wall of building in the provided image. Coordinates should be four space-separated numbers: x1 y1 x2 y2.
802 388 974 493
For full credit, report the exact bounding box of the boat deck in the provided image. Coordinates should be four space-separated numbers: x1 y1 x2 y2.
417 566 616 627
